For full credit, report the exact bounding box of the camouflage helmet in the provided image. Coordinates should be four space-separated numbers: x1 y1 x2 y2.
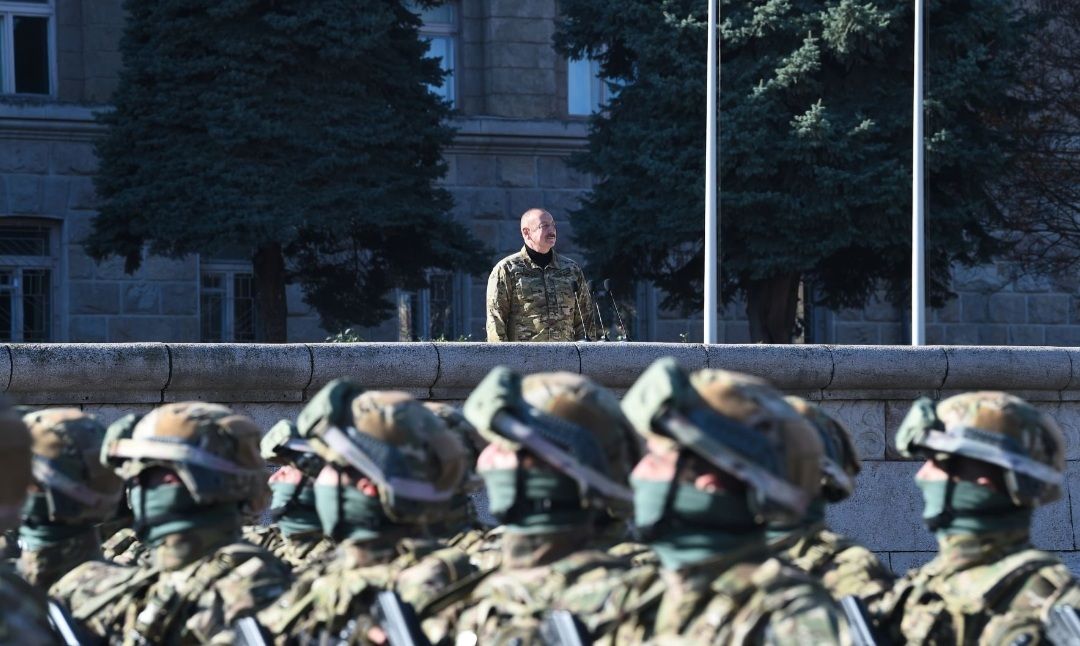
101 402 269 514
463 367 634 512
785 397 860 503
299 380 469 524
896 392 1065 507
621 357 821 523
423 402 487 467
23 408 124 525
0 401 31 531
260 419 324 478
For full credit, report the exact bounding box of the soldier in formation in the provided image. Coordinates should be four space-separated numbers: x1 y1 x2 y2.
18 408 124 591
874 391 1080 643
243 419 334 568
4 357 1078 645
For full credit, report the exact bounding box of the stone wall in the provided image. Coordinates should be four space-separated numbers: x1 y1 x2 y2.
7 342 1080 574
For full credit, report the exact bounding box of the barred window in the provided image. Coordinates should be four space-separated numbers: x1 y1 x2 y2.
0 220 56 341
200 263 258 342
397 270 470 341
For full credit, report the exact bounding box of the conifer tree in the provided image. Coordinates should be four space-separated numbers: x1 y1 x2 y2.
89 0 486 340
557 0 1032 342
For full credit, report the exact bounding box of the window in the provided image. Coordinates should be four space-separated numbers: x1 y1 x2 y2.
412 2 456 106
397 270 470 341
200 264 258 341
567 57 619 116
0 1 54 96
0 222 55 341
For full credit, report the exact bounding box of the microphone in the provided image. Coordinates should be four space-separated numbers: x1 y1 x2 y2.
590 280 609 341
603 279 630 341
571 281 592 341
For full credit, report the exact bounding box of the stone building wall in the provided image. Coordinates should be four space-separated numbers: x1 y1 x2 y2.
1 0 1077 346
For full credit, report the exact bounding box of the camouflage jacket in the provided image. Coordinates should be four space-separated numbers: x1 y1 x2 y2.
242 525 335 569
874 530 1080 645
485 247 596 342
50 537 292 644
260 536 475 645
432 530 632 645
559 539 848 645
770 523 894 604
101 527 149 566
0 564 55 645
19 527 103 591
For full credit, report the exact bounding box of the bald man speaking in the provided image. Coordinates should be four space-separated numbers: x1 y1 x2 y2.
485 208 598 342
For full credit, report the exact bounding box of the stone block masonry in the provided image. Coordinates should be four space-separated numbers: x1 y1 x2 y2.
4 342 1080 575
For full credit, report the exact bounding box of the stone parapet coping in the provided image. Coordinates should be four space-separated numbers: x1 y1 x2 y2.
2 343 1077 405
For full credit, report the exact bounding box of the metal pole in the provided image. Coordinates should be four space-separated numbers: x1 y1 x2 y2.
911 0 926 345
704 0 719 344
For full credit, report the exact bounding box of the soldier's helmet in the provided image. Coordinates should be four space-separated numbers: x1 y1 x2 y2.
423 402 487 467
22 408 124 525
101 402 269 515
896 391 1064 507
0 401 31 532
463 367 636 520
260 419 324 477
621 357 822 524
785 397 860 502
299 379 469 525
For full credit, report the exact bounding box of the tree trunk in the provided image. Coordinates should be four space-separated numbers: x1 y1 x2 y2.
253 243 288 343
745 273 800 344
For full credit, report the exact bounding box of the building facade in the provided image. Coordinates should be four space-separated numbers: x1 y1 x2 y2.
0 0 1075 344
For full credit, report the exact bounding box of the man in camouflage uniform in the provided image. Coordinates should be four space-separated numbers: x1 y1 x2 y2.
428 367 641 644
98 413 148 566
50 402 292 643
18 408 124 590
874 391 1080 644
485 207 598 342
243 419 334 568
259 380 476 644
767 397 894 603
0 401 57 643
562 358 848 644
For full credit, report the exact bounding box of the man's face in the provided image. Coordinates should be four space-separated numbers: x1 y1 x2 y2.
522 211 557 254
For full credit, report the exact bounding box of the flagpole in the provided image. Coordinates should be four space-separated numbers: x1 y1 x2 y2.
704 0 719 344
912 0 926 345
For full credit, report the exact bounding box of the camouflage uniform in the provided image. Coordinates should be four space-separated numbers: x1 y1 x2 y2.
768 398 894 604
100 526 149 566
571 358 848 644
18 408 124 591
259 383 474 644
875 391 1080 644
0 402 56 644
485 246 596 342
430 369 641 644
50 402 292 644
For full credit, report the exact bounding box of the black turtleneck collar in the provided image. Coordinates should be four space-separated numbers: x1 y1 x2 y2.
526 246 553 268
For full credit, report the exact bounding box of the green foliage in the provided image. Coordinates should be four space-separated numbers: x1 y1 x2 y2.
90 0 488 332
326 328 364 343
556 0 1032 313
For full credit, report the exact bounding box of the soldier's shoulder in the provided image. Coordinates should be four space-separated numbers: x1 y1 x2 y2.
49 559 144 620
732 557 844 642
491 250 527 273
555 252 584 270
942 547 1076 607
201 542 293 625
